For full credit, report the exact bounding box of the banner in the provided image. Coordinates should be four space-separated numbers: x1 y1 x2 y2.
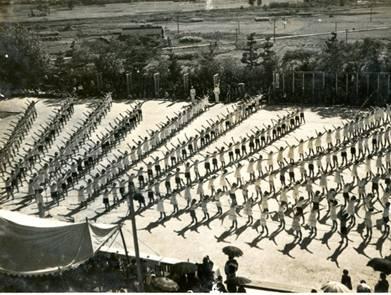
0 210 118 276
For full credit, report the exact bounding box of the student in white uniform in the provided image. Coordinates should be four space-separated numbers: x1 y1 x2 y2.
363 206 374 240
157 195 166 220
170 191 179 213
308 207 318 236
244 198 254 224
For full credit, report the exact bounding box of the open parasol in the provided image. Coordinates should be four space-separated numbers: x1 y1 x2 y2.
152 276 179 292
367 257 391 275
171 262 197 275
222 246 243 257
321 281 350 293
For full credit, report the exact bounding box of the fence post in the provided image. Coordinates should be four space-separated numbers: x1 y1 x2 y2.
154 72 160 98
356 72 359 97
272 71 275 93
345 73 348 98
125 73 131 97
377 72 380 102
292 71 295 95
96 72 103 92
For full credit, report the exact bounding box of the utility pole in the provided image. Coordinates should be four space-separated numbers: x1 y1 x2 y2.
370 5 373 23
176 15 180 34
128 191 144 292
237 15 241 35
345 29 348 43
273 17 276 42
334 21 338 33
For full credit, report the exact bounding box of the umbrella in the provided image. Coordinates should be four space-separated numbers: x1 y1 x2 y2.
172 262 197 275
226 276 252 285
222 246 243 257
152 276 179 292
367 258 391 275
321 281 350 293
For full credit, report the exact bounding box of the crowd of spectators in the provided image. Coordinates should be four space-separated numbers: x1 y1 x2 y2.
340 269 389 293
0 252 136 292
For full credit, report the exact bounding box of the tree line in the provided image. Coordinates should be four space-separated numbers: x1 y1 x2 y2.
1 24 391 105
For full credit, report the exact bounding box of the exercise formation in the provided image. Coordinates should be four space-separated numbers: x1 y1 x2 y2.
2 96 391 270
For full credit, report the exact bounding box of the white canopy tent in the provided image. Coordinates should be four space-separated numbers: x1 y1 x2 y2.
0 210 119 276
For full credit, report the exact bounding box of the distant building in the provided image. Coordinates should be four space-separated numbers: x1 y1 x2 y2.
121 24 164 39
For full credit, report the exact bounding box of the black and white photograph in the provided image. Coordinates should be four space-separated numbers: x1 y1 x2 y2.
0 0 391 293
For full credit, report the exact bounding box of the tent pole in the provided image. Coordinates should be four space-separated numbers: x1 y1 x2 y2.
119 225 130 280
128 191 144 292
119 226 130 264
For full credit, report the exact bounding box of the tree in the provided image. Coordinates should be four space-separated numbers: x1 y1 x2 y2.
317 32 344 72
68 0 74 10
0 25 49 92
241 33 259 69
241 34 277 93
281 49 318 71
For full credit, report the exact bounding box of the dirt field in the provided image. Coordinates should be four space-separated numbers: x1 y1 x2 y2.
0 97 389 291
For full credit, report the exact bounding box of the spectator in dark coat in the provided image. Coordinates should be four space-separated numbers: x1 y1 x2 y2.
374 273 389 293
341 269 352 290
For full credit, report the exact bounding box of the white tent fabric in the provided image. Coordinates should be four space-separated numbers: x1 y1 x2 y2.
0 210 118 276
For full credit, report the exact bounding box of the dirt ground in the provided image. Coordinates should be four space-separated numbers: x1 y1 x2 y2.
0 97 388 291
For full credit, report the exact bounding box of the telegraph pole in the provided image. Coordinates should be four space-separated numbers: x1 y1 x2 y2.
370 5 373 23
273 17 276 42
176 15 180 34
345 29 348 42
237 15 241 35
